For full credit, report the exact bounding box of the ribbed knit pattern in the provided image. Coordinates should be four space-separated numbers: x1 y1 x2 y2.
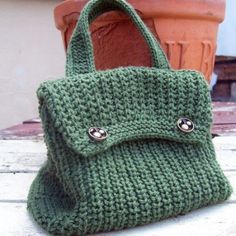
27 0 232 235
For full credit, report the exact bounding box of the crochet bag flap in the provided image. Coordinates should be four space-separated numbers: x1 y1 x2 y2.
27 0 232 235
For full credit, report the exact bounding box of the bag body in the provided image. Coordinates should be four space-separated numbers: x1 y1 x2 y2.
27 0 232 235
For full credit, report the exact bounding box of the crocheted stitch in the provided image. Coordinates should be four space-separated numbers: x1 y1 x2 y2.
27 0 232 235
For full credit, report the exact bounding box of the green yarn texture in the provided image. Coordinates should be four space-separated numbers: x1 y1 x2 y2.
27 0 232 235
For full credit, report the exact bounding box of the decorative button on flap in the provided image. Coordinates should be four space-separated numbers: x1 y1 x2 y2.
88 127 108 142
177 118 194 133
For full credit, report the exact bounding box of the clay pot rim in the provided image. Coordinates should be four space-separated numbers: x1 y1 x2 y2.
54 0 225 30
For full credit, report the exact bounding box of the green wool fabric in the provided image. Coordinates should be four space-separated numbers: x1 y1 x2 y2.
27 0 232 235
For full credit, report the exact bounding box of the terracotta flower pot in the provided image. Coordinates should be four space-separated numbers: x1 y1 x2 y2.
54 0 225 82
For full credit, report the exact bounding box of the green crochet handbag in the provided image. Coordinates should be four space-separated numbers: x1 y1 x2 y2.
27 0 232 235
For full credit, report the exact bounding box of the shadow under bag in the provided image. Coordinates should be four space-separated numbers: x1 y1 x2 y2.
27 0 232 235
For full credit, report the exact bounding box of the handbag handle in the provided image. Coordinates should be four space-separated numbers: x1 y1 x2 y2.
66 0 170 76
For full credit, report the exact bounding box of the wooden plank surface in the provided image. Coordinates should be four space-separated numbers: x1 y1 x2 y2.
0 140 46 173
213 102 236 125
0 202 46 236
0 137 235 236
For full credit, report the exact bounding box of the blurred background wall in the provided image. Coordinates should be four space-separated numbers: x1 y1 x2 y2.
212 0 236 101
0 0 64 129
216 0 236 57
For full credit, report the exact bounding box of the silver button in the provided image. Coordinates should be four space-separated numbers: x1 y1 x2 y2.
88 127 108 141
177 118 194 133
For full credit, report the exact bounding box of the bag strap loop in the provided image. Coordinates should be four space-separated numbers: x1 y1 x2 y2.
66 0 170 76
